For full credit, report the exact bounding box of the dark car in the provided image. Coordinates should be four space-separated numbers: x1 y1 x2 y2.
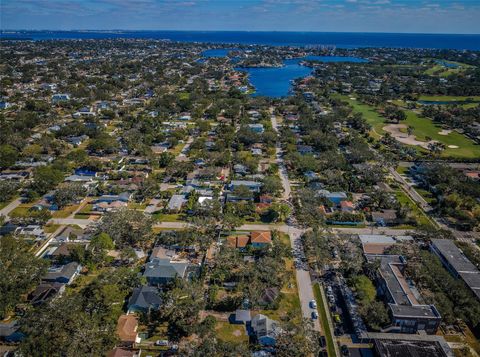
319 336 326 347
341 345 350 356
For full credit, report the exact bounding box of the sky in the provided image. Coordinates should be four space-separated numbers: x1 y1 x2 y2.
1 0 479 34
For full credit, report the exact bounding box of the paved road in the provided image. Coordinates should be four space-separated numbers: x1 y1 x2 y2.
175 136 193 162
271 113 321 331
50 218 94 227
389 168 433 213
0 198 22 219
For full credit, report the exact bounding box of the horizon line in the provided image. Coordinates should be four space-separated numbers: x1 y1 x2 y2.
1 29 480 36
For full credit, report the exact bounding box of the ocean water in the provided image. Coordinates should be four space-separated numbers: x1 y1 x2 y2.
2 30 480 51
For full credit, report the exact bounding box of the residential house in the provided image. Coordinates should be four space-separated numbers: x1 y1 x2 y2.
227 235 250 250
229 180 262 193
29 282 65 305
166 194 187 212
251 231 272 248
144 258 190 285
318 190 348 205
233 309 251 324
43 262 81 285
0 321 24 343
128 285 163 314
116 315 141 347
107 348 140 357
251 314 281 346
51 93 70 103
248 124 265 133
371 210 398 226
340 200 354 212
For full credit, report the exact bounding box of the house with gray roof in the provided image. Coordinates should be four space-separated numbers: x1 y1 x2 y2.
43 262 81 285
250 314 282 346
166 194 187 212
128 285 162 314
144 258 191 285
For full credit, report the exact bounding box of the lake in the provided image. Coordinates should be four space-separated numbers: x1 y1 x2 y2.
236 56 367 97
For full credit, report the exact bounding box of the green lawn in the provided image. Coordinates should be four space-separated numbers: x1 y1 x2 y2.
153 213 182 222
215 320 249 343
313 284 336 357
394 190 433 227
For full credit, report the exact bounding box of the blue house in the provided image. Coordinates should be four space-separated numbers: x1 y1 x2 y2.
74 168 98 177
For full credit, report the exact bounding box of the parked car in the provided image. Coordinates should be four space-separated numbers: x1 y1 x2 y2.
319 336 326 347
309 300 317 309
341 345 350 356
311 311 318 320
155 340 169 346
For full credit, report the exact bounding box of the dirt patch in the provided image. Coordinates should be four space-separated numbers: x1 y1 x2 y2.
383 124 435 149
438 129 452 136
232 329 242 337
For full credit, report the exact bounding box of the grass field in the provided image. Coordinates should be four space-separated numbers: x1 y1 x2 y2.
215 320 249 343
313 284 336 357
402 110 480 159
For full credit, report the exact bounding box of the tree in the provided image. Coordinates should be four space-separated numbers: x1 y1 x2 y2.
0 144 18 169
31 165 64 194
96 208 153 248
52 183 86 208
0 180 19 203
261 176 283 196
359 300 390 331
0 235 48 318
19 291 118 356
275 320 320 357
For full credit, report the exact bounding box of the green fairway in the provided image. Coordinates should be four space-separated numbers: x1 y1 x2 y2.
336 95 386 138
402 109 480 159
338 94 480 159
418 95 480 102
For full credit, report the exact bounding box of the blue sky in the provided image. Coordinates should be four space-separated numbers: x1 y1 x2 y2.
1 0 479 34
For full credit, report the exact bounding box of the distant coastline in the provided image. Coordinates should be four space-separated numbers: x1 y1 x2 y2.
1 30 480 50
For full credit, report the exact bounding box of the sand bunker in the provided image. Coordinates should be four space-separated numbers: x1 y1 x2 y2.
383 124 434 149
438 129 452 136
448 145 459 149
